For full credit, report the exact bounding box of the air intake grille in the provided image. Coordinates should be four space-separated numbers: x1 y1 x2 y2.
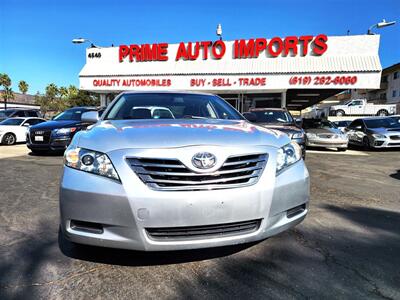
127 153 267 191
146 219 262 241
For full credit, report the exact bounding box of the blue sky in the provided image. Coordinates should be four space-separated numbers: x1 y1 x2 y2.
1 0 399 94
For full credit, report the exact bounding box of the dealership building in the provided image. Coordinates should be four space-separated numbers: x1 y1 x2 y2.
78 34 382 112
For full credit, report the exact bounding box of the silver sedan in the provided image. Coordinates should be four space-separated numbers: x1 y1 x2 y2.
303 119 348 151
59 92 309 251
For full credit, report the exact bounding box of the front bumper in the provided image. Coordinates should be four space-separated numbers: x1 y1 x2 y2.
60 146 310 251
370 136 400 148
306 138 348 149
27 132 71 151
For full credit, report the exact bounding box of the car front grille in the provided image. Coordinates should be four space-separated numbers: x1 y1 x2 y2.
390 135 400 140
127 153 268 191
30 130 51 144
146 219 262 241
317 134 337 139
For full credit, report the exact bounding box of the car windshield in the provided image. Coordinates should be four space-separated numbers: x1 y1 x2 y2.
251 110 294 124
303 119 336 129
104 93 243 120
364 118 399 129
0 118 24 126
53 109 87 121
0 110 15 118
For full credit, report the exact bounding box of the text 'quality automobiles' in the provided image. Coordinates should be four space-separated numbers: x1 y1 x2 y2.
60 92 310 251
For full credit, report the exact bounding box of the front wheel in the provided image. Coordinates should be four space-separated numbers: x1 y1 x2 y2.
1 133 16 145
362 136 371 150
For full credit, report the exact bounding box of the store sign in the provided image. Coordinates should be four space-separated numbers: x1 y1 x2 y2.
118 34 328 62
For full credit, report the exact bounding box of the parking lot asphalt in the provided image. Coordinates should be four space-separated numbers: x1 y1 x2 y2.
0 145 399 299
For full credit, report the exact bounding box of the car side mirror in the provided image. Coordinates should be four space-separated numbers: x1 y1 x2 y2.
294 118 302 127
243 112 257 122
23 123 30 127
82 111 99 123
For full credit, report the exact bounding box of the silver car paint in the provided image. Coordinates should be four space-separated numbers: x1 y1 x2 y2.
60 92 310 251
305 127 348 149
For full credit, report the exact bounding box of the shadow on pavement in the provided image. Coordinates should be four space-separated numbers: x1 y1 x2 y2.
389 170 400 180
58 228 259 266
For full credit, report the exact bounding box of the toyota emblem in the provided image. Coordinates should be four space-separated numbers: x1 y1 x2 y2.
192 152 217 169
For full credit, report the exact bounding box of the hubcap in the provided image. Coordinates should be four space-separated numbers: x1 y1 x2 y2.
5 134 15 145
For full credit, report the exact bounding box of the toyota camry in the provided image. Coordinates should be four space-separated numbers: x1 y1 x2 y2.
60 91 309 251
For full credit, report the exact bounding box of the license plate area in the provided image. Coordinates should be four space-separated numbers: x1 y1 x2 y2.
35 136 44 142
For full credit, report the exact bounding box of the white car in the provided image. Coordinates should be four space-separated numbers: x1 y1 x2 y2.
0 117 47 145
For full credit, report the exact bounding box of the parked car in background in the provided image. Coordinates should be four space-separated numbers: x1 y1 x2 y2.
390 115 400 124
0 108 42 122
27 107 98 154
302 119 348 151
243 108 306 158
0 117 46 145
329 99 396 116
60 92 309 251
346 117 400 149
333 120 352 133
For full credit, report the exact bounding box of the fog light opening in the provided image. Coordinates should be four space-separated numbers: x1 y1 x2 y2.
70 220 104 234
286 204 306 219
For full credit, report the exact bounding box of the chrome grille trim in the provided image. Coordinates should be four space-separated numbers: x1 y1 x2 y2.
127 154 268 191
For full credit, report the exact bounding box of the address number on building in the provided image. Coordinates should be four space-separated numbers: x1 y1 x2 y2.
88 52 102 58
289 75 358 86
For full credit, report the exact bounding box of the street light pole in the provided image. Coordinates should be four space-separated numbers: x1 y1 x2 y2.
72 38 99 48
367 19 396 35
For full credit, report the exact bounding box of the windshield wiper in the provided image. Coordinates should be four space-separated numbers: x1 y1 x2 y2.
183 115 209 119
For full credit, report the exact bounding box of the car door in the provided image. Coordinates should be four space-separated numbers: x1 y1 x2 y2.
18 119 32 142
348 100 364 115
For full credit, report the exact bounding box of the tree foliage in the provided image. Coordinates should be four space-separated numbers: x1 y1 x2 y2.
35 83 99 117
18 80 29 94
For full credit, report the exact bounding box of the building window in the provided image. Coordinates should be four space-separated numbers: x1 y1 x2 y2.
393 90 397 98
394 72 399 80
381 75 388 82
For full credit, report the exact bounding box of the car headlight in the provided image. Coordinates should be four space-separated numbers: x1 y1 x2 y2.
276 142 302 174
306 133 316 139
372 134 386 139
54 127 76 135
292 132 304 139
64 146 120 181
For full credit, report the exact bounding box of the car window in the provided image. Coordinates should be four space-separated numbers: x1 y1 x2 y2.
0 118 25 126
302 119 336 129
251 110 294 124
53 109 88 121
104 93 243 120
26 111 39 117
348 120 363 130
13 111 26 117
27 119 46 125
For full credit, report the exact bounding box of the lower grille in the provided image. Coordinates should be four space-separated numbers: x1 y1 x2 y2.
390 135 400 140
127 153 268 191
146 219 262 241
30 130 51 144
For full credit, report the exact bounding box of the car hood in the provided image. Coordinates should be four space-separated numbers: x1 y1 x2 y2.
30 120 79 130
256 123 302 137
305 128 342 135
75 119 291 152
367 127 400 134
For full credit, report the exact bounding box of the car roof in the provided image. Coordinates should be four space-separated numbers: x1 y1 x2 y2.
249 108 287 112
119 90 216 96
358 116 391 120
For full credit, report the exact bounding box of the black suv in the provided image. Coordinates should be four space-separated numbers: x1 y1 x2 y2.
27 107 97 154
243 108 306 158
0 108 42 121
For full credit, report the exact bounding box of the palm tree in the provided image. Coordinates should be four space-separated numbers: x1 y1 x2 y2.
18 80 29 94
0 73 12 109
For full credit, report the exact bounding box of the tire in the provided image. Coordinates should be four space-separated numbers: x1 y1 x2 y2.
362 136 371 150
337 148 347 152
1 133 16 145
376 109 388 116
335 110 345 117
